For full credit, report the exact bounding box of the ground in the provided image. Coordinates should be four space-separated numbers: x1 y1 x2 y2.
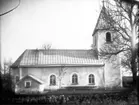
1 87 138 105
44 87 132 95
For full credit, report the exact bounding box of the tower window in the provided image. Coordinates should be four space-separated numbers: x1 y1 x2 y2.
106 32 111 42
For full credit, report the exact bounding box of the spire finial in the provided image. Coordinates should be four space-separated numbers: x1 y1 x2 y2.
102 0 105 7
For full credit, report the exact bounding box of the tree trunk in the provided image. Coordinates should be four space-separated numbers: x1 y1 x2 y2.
131 46 138 104
59 79 61 89
137 75 139 104
130 18 137 87
132 69 137 88
130 22 139 104
131 41 137 88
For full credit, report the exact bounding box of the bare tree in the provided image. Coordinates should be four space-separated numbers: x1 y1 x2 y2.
95 0 138 87
41 43 52 50
1 58 13 93
3 58 12 74
58 65 67 89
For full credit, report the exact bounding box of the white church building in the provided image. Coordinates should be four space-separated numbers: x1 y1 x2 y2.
10 6 123 93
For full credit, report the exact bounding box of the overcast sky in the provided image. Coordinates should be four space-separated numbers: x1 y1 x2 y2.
1 0 102 63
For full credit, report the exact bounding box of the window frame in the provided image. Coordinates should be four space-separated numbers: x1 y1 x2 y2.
106 32 112 43
72 74 78 85
50 75 56 86
24 81 31 88
88 74 95 85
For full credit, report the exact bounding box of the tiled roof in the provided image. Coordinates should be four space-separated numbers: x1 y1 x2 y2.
11 49 104 67
92 6 112 36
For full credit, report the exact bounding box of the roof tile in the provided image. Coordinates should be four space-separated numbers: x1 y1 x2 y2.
11 49 104 67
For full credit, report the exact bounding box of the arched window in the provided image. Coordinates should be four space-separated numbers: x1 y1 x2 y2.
106 32 111 42
50 75 56 86
89 74 95 84
72 74 78 84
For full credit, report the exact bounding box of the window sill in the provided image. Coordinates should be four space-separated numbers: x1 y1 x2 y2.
88 83 95 85
105 41 112 44
25 87 31 88
49 84 57 86
71 83 78 85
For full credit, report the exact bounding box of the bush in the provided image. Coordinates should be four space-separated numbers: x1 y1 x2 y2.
1 90 138 105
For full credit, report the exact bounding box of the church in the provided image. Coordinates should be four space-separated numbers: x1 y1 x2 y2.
10 6 123 93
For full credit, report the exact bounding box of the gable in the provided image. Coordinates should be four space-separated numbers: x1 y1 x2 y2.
16 75 44 85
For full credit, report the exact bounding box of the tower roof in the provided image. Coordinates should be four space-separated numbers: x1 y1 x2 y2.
92 5 111 36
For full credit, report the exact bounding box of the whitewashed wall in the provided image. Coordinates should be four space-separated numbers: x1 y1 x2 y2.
11 66 105 90
95 31 122 87
11 60 122 91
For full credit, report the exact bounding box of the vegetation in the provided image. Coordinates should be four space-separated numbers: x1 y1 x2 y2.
1 90 138 105
41 43 52 50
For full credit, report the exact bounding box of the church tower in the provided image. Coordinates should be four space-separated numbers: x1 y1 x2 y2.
92 3 123 87
92 4 113 53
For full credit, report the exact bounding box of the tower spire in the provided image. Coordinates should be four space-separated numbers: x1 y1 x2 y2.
102 0 106 8
102 0 105 7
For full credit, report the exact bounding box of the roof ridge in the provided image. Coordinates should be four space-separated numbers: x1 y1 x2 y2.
26 49 92 51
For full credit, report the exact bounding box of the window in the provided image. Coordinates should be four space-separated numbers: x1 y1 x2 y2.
89 74 95 84
72 74 78 84
25 81 31 88
15 76 19 83
106 32 111 42
50 75 56 86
